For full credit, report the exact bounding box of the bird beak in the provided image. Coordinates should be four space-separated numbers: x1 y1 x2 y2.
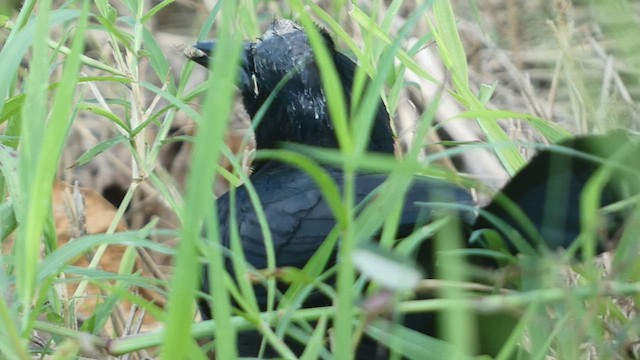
185 40 252 93
182 41 217 68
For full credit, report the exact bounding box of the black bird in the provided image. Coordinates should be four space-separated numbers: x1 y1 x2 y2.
475 131 640 254
189 20 395 158
187 19 640 358
189 19 472 358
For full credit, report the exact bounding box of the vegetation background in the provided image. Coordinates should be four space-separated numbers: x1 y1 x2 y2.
0 0 639 359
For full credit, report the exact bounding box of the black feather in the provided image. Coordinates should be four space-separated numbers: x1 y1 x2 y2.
187 19 640 358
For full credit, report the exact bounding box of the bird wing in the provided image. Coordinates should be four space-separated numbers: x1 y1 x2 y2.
218 164 329 271
218 163 474 274
201 162 473 318
474 131 640 252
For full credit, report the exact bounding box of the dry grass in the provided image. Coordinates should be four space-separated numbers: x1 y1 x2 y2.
58 0 640 209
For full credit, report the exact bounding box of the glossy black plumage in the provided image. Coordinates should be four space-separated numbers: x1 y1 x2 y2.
199 163 473 314
190 19 474 358
200 162 472 358
194 20 394 158
475 131 640 253
187 19 640 358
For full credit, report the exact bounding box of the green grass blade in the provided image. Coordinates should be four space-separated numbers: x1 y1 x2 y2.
66 135 128 169
161 1 242 358
0 200 17 241
15 0 54 321
430 0 526 174
0 9 79 117
366 319 470 360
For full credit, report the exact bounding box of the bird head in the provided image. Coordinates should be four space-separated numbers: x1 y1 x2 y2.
187 19 394 154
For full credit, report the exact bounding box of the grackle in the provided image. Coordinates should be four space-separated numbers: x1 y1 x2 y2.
187 19 640 358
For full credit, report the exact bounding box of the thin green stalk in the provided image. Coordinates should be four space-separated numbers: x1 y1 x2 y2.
436 217 475 358
16 0 52 318
161 0 242 358
429 0 526 175
3 19 126 76
288 2 362 357
335 167 357 358
289 0 352 155
97 279 640 355
0 296 29 360
71 181 139 301
16 1 87 333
